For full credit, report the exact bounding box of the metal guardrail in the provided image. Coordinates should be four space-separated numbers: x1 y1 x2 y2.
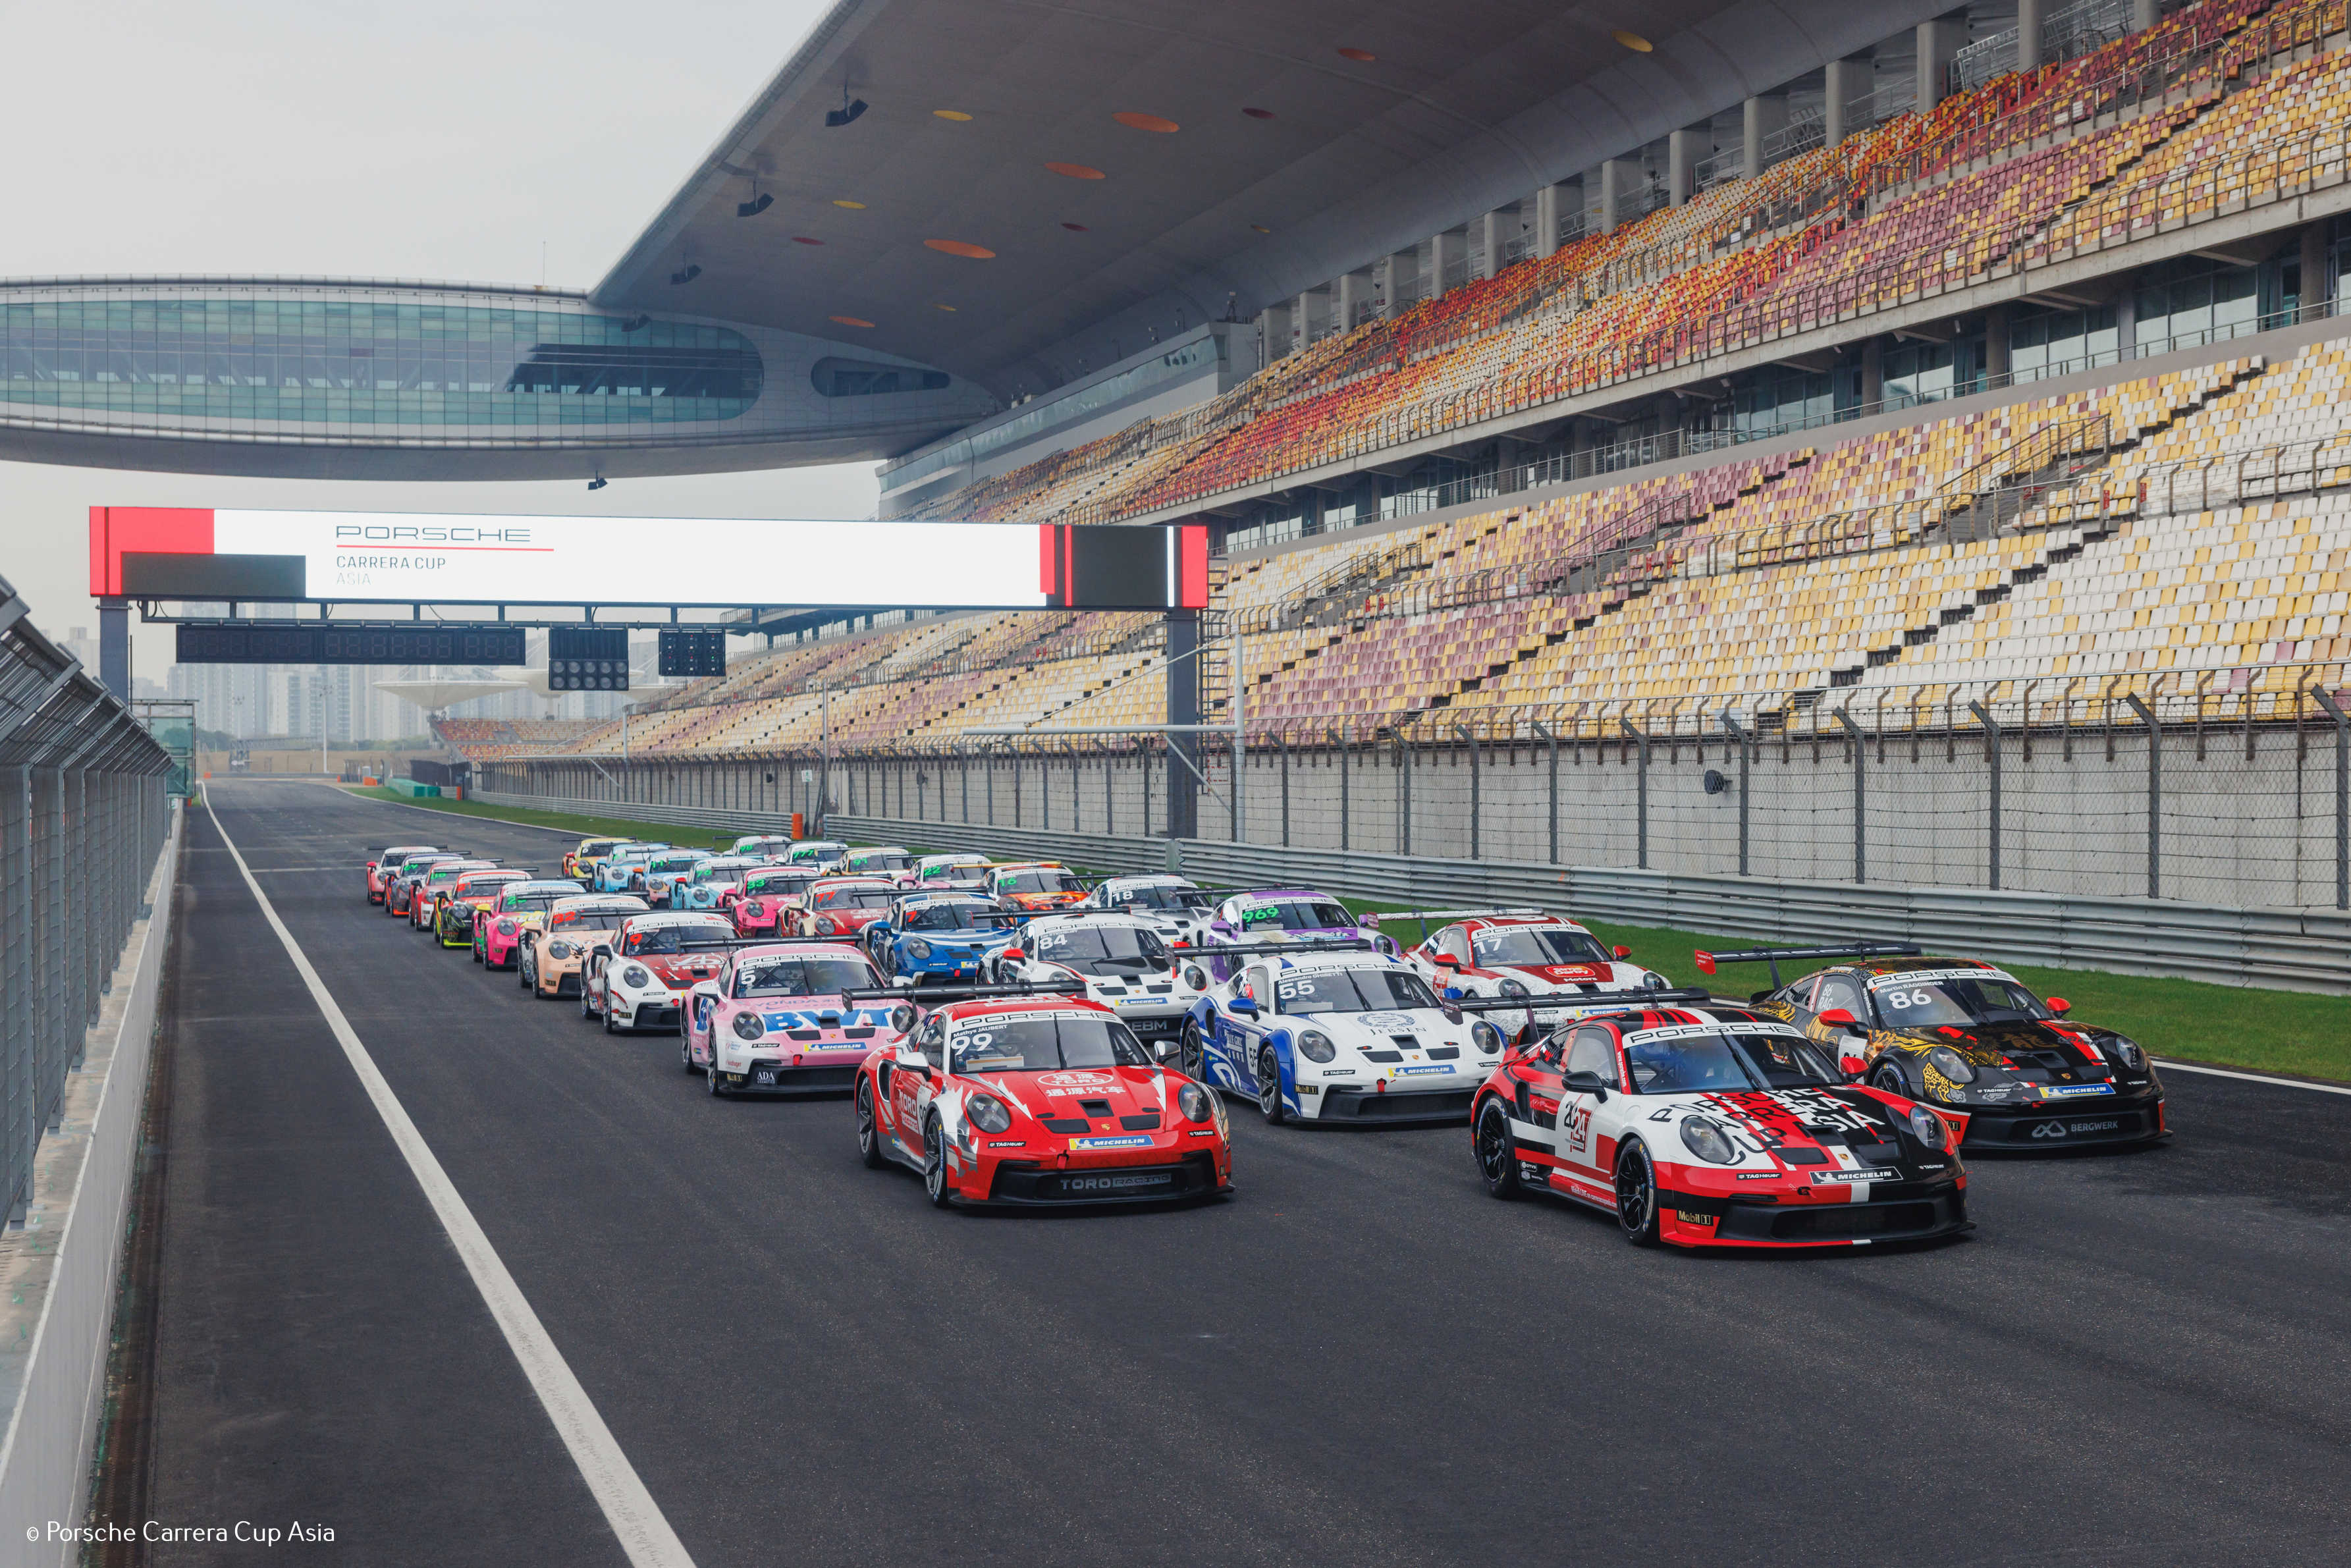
466 790 800 837
0 572 178 1226
824 815 2351 995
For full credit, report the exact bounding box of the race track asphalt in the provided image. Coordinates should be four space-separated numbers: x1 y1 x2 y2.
142 778 2351 1567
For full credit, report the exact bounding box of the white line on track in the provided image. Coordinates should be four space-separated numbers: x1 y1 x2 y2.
2153 1058 2351 1096
202 790 698 1568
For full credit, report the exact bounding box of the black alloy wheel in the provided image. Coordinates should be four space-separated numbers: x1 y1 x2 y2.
1179 1021 1207 1081
1870 1062 1910 1097
857 1082 887 1168
680 1035 698 1075
1615 1141 1662 1247
706 1061 729 1098
1256 1044 1287 1125
603 996 622 1034
922 1116 954 1206
1474 1099 1522 1198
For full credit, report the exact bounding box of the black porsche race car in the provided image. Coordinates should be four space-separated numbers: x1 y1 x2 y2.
1695 942 2167 1152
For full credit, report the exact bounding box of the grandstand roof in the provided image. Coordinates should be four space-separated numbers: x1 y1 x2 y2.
593 0 1951 400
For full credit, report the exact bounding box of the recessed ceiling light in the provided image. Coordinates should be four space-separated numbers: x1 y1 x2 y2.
1113 111 1180 133
792 236 824 245
1337 47 1376 61
1242 107 1275 119
932 109 973 121
830 315 875 327
1613 29 1654 52
1251 223 1272 233
1062 222 1089 231
832 198 867 209
1046 161 1106 179
924 238 997 258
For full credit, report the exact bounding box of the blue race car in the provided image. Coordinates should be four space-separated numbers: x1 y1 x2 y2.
592 842 670 893
1197 888 1393 981
636 849 710 907
673 855 767 910
864 892 1023 986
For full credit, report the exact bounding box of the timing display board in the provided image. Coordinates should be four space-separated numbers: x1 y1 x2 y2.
657 629 726 678
93 508 1212 610
176 624 528 666
549 626 630 691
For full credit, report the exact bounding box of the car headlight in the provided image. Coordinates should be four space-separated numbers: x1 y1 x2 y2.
496 919 516 936
1295 1029 1336 1063
2101 1035 2146 1069
1177 1081 1212 1123
905 938 932 960
1927 1046 1978 1083
890 1004 916 1034
1680 1117 1739 1164
1907 1104 1949 1149
622 965 651 990
548 940 573 960
1642 971 1668 990
1498 978 1529 999
732 1012 764 1041
967 1094 1013 1135
1470 1020 1502 1055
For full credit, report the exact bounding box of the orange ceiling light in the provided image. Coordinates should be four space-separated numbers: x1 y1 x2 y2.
1062 222 1090 231
1250 223 1272 233
829 315 875 327
1336 47 1376 61
1046 161 1106 179
932 302 958 311
792 236 824 245
832 198 867 209
1113 111 1179 133
924 238 997 258
1612 29 1654 52
932 109 973 121
1242 107 1275 119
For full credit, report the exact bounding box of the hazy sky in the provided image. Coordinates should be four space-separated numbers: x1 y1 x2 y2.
0 0 875 670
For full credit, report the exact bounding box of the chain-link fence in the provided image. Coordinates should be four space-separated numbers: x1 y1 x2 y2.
1 574 178 1225
479 658 2350 914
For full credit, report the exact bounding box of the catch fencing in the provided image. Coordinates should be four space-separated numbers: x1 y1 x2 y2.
0 574 178 1224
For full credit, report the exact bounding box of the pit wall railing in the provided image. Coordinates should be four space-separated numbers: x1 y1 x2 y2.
0 572 178 1226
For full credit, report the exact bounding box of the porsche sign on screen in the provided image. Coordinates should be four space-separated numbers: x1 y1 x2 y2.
88 508 1211 611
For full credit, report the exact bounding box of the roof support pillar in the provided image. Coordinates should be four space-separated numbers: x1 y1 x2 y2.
1743 94 1787 180
2132 0 2159 29
1916 13 1966 115
1257 300 1292 361
1532 184 1562 257
2017 0 2045 70
1336 271 1370 332
1667 126 1707 205
1825 55 1873 148
1598 159 1640 232
1428 230 1463 296
1474 209 1507 279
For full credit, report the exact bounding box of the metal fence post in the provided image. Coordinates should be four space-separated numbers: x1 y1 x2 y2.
1278 734 1289 848
1968 701 2001 891
2125 693 2161 898
1533 721 1559 865
1454 724 1480 859
1619 718 1648 871
1834 707 1866 884
2313 687 2348 909
1396 730 1413 858
1720 711 1750 876
1332 729 1349 852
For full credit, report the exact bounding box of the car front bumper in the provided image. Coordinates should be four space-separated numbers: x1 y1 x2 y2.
1308 1081 1477 1121
1957 1095 2166 1149
970 1148 1228 1204
713 1060 861 1094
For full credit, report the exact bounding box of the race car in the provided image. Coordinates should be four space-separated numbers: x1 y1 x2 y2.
853 985 1233 1208
842 845 920 886
563 837 629 882
520 894 650 998
864 892 1021 985
473 879 589 967
635 849 710 907
1468 1000 1970 1249
384 850 466 918
591 843 670 893
671 855 766 910
581 911 736 1032
1705 942 2169 1151
781 840 849 871
983 861 1089 913
991 913 1206 1048
728 865 826 936
364 844 438 904
1073 875 1218 946
1183 944 1506 1123
728 833 796 859
795 876 898 937
911 852 991 891
1197 888 1391 979
409 859 499 929
433 867 533 948
1380 909 1671 1031
682 938 901 1095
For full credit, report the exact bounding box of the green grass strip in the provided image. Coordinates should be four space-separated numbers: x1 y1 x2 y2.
336 785 746 853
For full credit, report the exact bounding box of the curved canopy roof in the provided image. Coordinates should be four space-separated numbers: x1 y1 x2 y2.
593 0 1948 400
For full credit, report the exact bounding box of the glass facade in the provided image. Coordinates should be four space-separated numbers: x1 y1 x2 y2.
2011 302 2120 383
0 294 761 427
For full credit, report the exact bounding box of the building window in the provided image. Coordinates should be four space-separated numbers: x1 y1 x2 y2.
2011 302 2119 383
809 358 952 397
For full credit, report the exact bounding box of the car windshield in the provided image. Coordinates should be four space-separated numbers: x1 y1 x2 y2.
734 956 875 997
948 1016 1150 1073
401 858 451 876
1030 925 1172 975
695 865 747 884
1469 927 1611 966
793 845 846 862
553 911 635 933
1000 868 1080 894
855 853 915 871
650 856 701 873
582 841 620 855
624 922 733 954
904 903 1002 932
1238 899 1355 933
1274 967 1440 1014
503 890 580 913
462 877 524 896
922 859 986 880
1110 883 1209 911
743 873 815 895
813 886 893 909
1872 975 2049 1026
1623 1029 1841 1093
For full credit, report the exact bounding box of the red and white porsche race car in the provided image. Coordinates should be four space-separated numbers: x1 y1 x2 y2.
580 911 736 1033
1469 1000 1970 1249
680 937 901 1096
854 986 1233 1208
794 876 898 937
1380 909 1670 1031
364 844 439 904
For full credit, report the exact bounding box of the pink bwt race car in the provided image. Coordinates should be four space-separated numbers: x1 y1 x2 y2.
680 938 904 1096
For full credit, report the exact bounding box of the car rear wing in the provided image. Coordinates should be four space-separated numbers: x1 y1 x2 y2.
1193 936 1384 959
1364 907 1555 942
1444 985 1714 1014
1692 942 1922 987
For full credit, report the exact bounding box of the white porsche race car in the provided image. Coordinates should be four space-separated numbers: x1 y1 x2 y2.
1378 908 1671 1033
988 912 1208 1048
1071 875 1219 946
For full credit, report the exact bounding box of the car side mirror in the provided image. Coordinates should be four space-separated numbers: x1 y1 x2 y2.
2046 996 2071 1015
1152 1039 1179 1062
1838 1055 1868 1080
1210 919 1233 934
1613 945 1633 960
690 981 721 999
1228 996 1259 1017
1442 986 1465 1002
1183 965 1208 990
1001 947 1025 963
1432 955 1461 969
1818 1008 1864 1031
1561 1069 1610 1101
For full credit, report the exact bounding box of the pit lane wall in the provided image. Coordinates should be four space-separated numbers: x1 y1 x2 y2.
0 799 180 1566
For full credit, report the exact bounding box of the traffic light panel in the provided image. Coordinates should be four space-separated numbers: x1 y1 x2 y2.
548 626 630 691
658 630 726 678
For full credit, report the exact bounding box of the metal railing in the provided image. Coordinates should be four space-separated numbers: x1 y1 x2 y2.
0 573 178 1226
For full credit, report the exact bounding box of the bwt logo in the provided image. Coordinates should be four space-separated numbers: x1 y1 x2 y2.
333 525 533 544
